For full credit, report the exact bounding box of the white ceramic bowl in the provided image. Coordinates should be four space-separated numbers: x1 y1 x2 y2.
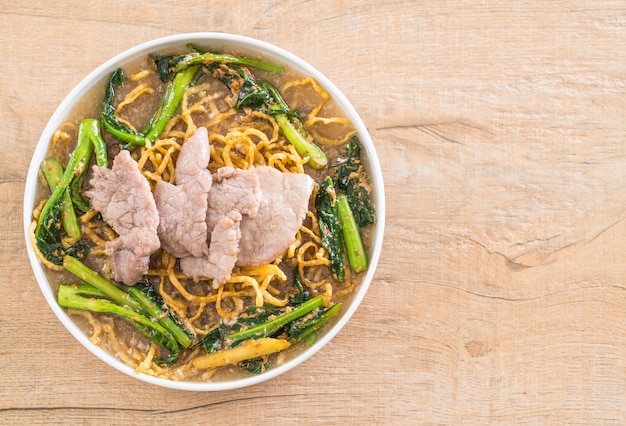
23 32 385 391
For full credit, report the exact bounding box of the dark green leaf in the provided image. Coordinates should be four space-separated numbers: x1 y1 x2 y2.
315 176 345 281
334 135 375 227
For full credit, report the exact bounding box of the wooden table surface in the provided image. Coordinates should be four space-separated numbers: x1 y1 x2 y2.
3 1 626 424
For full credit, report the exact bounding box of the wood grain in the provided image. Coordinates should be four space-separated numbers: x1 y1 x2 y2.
2 0 626 424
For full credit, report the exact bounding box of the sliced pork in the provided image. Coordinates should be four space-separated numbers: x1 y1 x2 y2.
205 166 261 232
236 166 314 266
182 165 313 285
85 128 314 288
86 150 160 285
180 211 242 286
154 127 212 258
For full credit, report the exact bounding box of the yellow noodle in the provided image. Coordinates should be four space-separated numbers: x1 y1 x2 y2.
130 69 152 81
282 76 329 101
287 235 302 258
137 138 180 185
246 112 280 144
157 275 192 327
82 227 107 247
136 343 158 374
260 278 289 306
299 225 322 244
28 221 64 271
187 301 207 323
116 84 154 118
166 259 217 304
297 241 329 267
79 209 98 223
69 310 102 345
102 322 140 366
238 264 287 281
230 275 263 307
305 115 351 127
215 285 238 320
311 129 358 146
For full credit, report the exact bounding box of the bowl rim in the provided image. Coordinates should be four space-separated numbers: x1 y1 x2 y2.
23 32 386 391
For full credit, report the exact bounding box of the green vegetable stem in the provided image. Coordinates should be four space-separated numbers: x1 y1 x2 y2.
334 135 375 227
263 82 328 169
34 119 107 264
57 283 181 365
142 64 201 142
100 68 149 147
226 296 324 347
40 157 81 240
61 256 194 364
315 176 345 281
336 194 368 272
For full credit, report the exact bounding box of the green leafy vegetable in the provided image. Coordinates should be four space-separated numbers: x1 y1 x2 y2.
212 64 272 110
200 291 341 369
287 302 342 345
63 256 142 311
209 66 329 168
336 194 368 272
69 119 108 212
101 63 202 147
40 157 81 240
124 280 194 349
61 256 194 364
83 118 109 168
289 268 311 306
149 46 327 169
100 69 149 147
142 64 201 141
34 119 104 264
239 357 268 375
334 135 375 227
176 50 328 169
263 81 328 169
314 136 374 277
315 176 345 281
198 263 343 372
151 49 283 80
58 283 181 365
226 296 324 347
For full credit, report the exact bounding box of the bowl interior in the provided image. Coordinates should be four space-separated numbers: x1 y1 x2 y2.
23 32 385 391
